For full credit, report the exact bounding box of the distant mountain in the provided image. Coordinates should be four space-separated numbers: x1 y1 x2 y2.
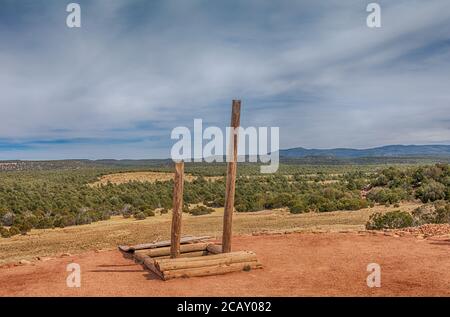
279 145 450 158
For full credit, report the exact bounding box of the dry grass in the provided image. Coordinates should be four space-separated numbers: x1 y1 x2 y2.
89 171 339 188
89 171 222 187
0 202 422 265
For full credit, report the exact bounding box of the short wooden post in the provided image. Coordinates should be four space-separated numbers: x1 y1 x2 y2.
170 161 184 258
222 100 241 253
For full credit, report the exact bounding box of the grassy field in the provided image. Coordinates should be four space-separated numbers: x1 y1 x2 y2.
89 171 196 186
0 202 421 265
89 171 223 186
88 170 340 187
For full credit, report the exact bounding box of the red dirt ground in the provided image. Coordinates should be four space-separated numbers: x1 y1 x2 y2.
1 232 449 296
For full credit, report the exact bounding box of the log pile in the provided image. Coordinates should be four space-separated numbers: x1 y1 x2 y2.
131 242 261 280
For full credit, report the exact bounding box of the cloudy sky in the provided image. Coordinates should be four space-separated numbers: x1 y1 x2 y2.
1 0 449 159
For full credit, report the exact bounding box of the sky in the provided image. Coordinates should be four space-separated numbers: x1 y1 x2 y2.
0 0 450 160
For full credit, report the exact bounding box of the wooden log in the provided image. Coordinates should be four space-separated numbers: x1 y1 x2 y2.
156 250 255 264
152 250 208 260
162 261 262 280
144 242 209 257
133 252 148 264
206 244 222 254
118 245 132 252
142 256 164 279
171 162 185 258
136 249 206 262
222 100 241 253
157 252 258 271
119 235 211 253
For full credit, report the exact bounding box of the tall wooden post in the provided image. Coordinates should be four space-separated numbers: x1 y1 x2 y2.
222 100 241 253
170 161 184 258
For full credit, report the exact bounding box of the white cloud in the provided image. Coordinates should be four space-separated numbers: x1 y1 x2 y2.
0 0 449 158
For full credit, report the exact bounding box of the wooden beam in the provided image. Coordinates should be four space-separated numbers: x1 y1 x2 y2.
162 261 262 280
206 244 223 254
151 250 208 260
142 256 164 279
157 250 254 264
143 242 209 258
222 100 241 253
170 162 185 258
156 252 258 271
118 235 212 253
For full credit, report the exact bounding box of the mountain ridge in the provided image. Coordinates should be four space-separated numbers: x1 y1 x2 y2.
279 144 450 158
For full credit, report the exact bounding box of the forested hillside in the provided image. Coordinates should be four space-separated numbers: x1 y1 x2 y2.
0 162 449 237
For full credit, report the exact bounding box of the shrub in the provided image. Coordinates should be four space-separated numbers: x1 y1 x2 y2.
8 226 21 236
17 221 33 235
189 206 214 216
337 197 368 211
100 211 111 221
143 209 155 217
36 216 54 229
1 212 14 226
416 180 446 203
0 226 11 238
412 202 450 225
366 210 414 230
366 188 406 205
235 199 264 212
317 200 337 212
205 197 224 208
435 203 450 224
53 216 66 228
23 214 38 227
160 208 168 215
121 204 134 218
133 212 146 220
412 205 436 225
62 215 76 227
267 193 293 209
289 201 307 214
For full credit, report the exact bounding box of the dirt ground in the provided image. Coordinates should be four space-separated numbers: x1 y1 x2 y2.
1 232 449 296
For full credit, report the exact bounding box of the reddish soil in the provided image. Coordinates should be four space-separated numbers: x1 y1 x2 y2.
1 232 449 296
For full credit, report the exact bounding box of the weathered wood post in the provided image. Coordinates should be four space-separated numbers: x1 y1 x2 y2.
222 100 241 253
170 161 184 258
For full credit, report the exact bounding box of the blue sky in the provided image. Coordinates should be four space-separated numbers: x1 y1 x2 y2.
1 0 450 159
